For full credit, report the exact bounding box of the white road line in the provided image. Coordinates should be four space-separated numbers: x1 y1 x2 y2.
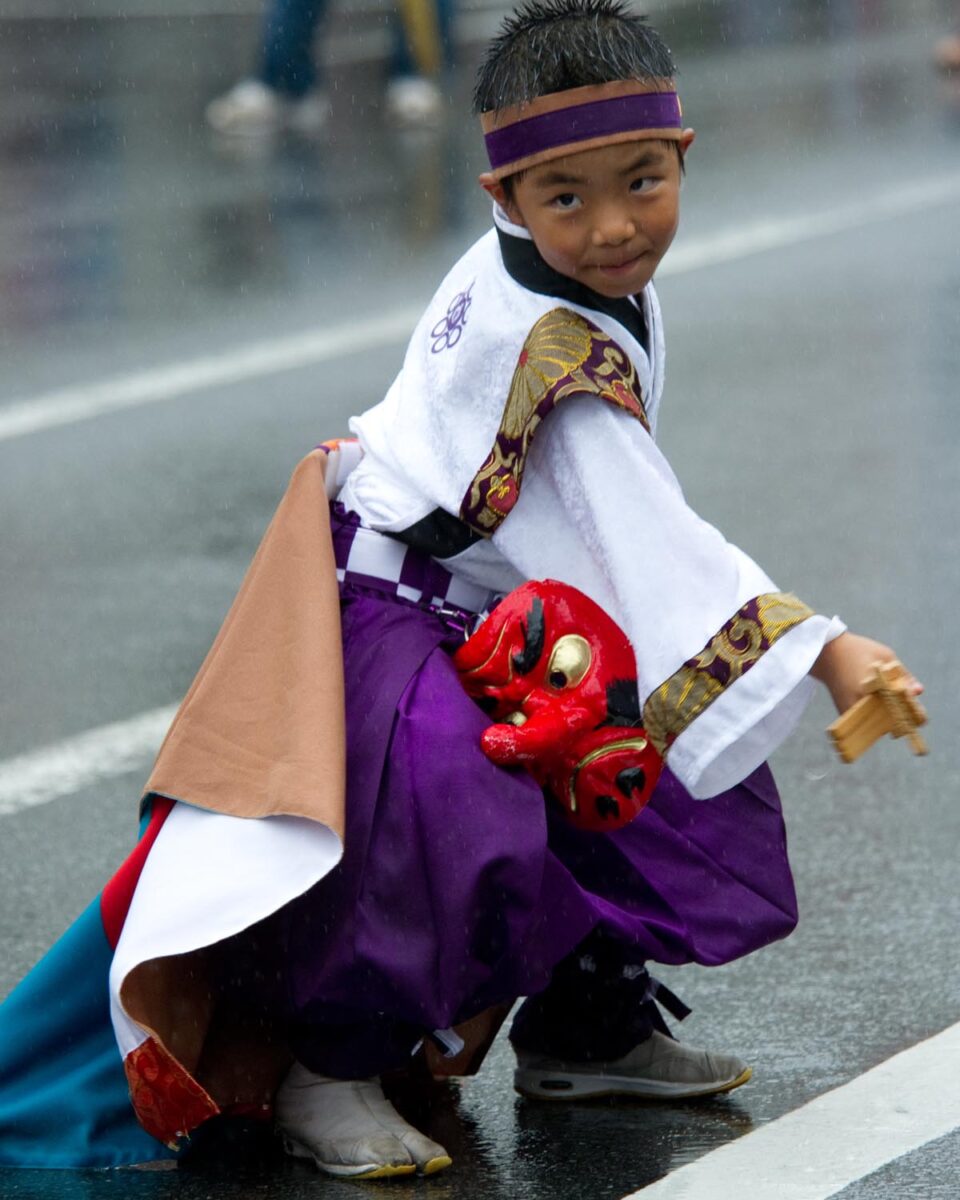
623 1021 960 1199
0 310 418 444
0 706 177 817
662 173 960 275
2 172 960 447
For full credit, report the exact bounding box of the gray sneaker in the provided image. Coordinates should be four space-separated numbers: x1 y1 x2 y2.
514 1031 751 1101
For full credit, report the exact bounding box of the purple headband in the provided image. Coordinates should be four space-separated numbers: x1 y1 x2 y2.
480 80 683 180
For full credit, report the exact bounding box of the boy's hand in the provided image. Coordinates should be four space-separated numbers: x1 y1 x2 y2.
811 632 924 714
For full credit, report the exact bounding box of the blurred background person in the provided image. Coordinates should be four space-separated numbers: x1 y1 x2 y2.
206 0 455 135
934 27 960 71
932 0 960 71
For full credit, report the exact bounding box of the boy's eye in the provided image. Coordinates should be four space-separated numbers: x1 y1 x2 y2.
551 193 581 210
630 176 658 193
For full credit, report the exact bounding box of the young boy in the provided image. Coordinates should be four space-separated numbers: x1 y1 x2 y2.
0 0 920 1183
231 0 917 1175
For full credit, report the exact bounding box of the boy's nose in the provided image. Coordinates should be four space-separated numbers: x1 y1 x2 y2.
591 213 637 246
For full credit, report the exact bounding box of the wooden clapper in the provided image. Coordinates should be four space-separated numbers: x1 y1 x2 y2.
827 660 928 763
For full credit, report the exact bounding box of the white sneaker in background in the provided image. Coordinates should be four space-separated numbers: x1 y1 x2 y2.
286 89 333 133
384 75 444 127
274 1062 452 1179
205 79 330 136
205 79 286 135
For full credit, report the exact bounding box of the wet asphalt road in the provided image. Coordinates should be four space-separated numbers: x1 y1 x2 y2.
1 2 960 1197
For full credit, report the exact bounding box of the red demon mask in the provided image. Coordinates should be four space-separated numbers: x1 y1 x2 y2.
452 580 661 832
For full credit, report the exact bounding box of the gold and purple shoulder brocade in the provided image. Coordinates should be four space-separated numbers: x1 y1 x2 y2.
459 307 649 536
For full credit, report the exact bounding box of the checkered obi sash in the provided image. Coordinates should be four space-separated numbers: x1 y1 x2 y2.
330 503 499 633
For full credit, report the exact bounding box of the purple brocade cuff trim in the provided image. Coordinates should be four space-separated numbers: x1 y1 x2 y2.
484 92 681 171
641 593 815 755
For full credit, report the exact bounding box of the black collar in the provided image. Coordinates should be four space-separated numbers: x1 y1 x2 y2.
496 226 649 353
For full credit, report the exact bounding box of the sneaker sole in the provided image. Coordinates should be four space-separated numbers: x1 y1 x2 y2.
514 1064 752 1101
422 1155 454 1175
282 1133 418 1178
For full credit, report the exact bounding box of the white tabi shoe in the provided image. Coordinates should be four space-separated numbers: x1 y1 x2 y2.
514 1030 752 1101
275 1062 452 1179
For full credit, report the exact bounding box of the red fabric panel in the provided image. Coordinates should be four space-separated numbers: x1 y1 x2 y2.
100 796 175 950
123 1035 218 1148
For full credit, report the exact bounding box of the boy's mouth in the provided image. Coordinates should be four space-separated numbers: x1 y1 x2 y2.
594 252 646 274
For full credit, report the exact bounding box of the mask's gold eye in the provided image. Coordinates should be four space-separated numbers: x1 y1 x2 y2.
546 634 591 689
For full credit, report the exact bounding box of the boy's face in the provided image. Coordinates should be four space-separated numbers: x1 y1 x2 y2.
483 133 694 300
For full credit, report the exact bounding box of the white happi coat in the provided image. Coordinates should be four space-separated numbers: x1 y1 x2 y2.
341 207 843 798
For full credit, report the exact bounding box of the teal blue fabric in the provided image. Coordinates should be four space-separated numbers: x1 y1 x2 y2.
0 896 174 1169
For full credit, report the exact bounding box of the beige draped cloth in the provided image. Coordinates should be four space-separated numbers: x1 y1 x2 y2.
145 449 346 834
119 450 348 1122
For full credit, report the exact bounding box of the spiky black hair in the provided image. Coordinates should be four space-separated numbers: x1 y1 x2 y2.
473 0 677 115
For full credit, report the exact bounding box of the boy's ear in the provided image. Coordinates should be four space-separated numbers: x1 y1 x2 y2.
478 172 526 227
679 128 696 159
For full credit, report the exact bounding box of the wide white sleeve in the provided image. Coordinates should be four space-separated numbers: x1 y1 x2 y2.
490 397 844 798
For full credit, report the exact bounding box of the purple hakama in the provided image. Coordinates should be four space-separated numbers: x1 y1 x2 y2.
261 507 798 1079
